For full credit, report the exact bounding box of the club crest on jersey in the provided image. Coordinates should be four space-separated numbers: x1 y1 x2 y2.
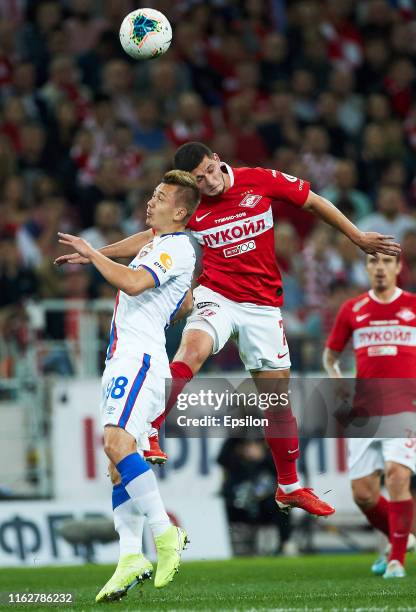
239 194 262 208
396 308 416 322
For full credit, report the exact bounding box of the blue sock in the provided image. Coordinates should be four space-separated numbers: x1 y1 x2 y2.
116 452 150 488
112 483 130 510
116 452 170 538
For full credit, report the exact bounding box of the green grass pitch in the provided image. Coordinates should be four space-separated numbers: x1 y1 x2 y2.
1 555 416 611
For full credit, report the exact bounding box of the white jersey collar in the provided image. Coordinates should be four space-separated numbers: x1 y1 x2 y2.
369 287 402 304
220 162 235 187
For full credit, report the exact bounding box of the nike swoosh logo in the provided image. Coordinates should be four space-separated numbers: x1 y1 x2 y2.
278 352 288 359
356 314 370 322
288 447 299 454
195 212 211 222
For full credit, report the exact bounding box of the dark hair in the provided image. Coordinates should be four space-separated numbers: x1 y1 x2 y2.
173 142 213 172
366 252 401 263
162 170 200 219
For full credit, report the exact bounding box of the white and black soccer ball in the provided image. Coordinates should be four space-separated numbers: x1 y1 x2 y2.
119 8 172 60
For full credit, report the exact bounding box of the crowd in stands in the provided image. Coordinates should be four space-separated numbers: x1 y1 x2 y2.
0 0 416 374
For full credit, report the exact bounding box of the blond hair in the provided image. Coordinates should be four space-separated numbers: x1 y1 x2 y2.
162 169 200 218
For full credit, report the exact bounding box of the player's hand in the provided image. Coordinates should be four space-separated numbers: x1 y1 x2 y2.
57 233 94 260
354 231 401 256
54 252 90 266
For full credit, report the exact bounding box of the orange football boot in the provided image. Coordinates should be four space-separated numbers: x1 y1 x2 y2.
143 434 168 465
276 487 335 517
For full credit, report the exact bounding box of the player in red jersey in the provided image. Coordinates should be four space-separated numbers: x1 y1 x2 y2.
324 253 416 578
57 142 400 518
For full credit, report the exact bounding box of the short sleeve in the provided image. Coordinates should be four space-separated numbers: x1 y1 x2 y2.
326 302 353 352
254 167 310 207
140 236 195 287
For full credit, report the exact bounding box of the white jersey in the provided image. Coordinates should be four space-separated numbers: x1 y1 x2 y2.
106 232 195 362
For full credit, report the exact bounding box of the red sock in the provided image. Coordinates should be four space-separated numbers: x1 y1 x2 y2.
362 495 390 536
264 408 299 485
151 361 193 432
388 499 413 564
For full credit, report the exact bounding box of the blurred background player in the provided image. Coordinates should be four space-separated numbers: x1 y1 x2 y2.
69 141 401 519
323 252 416 578
57 170 199 601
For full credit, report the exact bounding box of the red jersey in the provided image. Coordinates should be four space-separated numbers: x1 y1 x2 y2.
187 164 309 307
327 289 416 417
327 289 416 378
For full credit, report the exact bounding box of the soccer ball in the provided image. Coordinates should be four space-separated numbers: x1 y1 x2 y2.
119 8 172 60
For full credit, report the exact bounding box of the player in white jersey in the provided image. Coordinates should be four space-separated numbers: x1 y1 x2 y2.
56 171 199 602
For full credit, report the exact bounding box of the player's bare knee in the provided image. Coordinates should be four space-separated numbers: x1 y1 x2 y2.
103 425 135 462
385 463 411 497
251 370 290 408
353 492 377 509
103 440 116 461
103 428 116 457
175 331 213 373
351 480 378 509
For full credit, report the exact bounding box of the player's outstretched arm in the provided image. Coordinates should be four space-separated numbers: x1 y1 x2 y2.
54 229 154 266
57 233 155 296
323 347 343 378
304 191 401 256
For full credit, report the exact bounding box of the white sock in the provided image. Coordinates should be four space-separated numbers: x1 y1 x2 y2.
280 481 301 494
113 498 145 558
124 469 171 537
